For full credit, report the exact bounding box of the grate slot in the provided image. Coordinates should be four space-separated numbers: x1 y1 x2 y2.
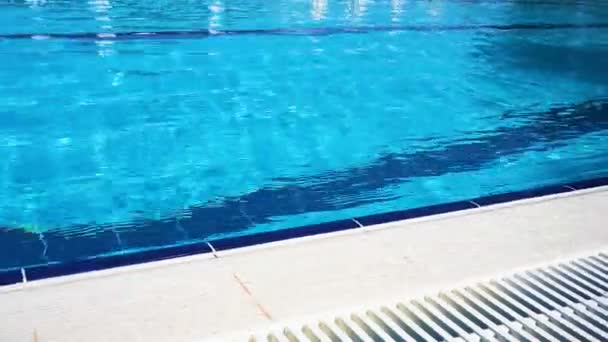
487 282 579 341
446 291 516 342
319 321 350 341
396 303 446 341
455 289 536 341
540 269 595 301
416 299 477 341
530 271 608 325
267 332 283 342
284 327 305 342
407 301 462 341
588 257 608 271
439 294 490 332
511 276 608 340
301 325 324 342
389 304 438 341
351 313 393 341
335 317 371 342
570 262 608 286
433 295 494 340
564 263 608 292
555 265 608 296
425 297 481 338
579 260 608 281
497 279 599 342
466 287 557 342
367 309 410 341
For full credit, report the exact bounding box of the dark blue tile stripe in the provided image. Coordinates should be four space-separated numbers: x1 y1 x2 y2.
354 200 476 226
1 176 607 286
0 269 21 286
4 242 213 284
569 177 608 190
1 23 607 41
26 241 213 281
211 218 358 251
473 184 573 206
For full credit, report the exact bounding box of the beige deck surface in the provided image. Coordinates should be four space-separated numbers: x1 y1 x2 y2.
1 186 607 342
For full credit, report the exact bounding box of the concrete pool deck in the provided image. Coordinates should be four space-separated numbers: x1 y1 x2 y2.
1 186 607 341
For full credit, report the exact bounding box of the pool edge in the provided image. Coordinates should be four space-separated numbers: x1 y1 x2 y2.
1 176 607 287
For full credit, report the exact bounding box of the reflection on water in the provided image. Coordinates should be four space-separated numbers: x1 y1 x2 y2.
89 0 115 57
209 0 224 29
480 36 608 87
3 0 608 33
390 0 404 22
312 0 327 21
24 0 47 7
348 0 368 20
427 0 441 17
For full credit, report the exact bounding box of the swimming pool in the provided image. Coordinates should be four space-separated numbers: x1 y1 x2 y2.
1 0 607 274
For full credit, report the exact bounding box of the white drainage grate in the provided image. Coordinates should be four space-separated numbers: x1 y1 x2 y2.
242 253 608 342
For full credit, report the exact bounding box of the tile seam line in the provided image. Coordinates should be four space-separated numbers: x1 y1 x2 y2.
206 241 219 258
232 273 274 321
1 177 607 286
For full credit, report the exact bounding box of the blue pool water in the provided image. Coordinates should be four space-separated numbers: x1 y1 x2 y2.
1 0 608 271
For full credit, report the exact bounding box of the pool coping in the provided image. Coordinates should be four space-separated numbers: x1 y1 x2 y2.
1 176 607 287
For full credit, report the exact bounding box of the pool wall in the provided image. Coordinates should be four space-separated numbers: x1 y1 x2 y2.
1 176 607 286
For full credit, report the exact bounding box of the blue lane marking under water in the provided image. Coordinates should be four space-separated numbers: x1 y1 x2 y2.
1 175 607 286
0 98 607 285
1 23 608 41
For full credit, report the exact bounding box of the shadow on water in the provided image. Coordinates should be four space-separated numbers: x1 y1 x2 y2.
478 37 608 86
1 98 607 269
475 0 608 86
